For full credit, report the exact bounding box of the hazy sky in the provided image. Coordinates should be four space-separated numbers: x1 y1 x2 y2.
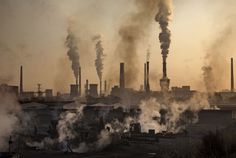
0 0 236 93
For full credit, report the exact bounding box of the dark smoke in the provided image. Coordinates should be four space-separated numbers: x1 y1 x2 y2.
113 0 158 87
65 26 80 84
93 35 105 81
155 0 172 78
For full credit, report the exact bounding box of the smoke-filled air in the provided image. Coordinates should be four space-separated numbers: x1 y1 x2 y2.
65 24 80 84
1 0 236 157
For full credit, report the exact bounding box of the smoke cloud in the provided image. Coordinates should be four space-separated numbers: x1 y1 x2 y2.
0 92 21 151
155 0 172 78
65 22 80 84
93 35 105 81
109 0 159 87
138 93 210 133
202 27 233 92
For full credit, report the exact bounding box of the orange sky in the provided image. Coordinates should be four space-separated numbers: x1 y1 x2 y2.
0 0 236 94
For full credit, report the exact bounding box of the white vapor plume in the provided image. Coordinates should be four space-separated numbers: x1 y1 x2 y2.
138 93 210 133
57 103 84 142
0 92 21 150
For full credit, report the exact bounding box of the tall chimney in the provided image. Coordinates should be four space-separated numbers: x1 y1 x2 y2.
100 78 102 96
120 63 125 89
79 67 81 96
20 65 23 95
231 58 234 92
146 62 150 92
104 80 107 94
85 79 89 96
144 63 147 91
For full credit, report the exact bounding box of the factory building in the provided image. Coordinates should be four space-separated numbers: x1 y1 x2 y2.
70 84 79 97
89 84 98 97
0 84 19 96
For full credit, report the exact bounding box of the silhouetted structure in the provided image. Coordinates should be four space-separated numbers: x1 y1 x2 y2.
146 61 150 92
89 84 98 97
231 58 234 92
70 84 79 97
20 65 23 95
120 63 125 89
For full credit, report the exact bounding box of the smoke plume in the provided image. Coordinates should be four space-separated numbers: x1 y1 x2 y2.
93 35 105 81
202 27 233 92
155 0 172 78
111 0 159 87
65 24 80 84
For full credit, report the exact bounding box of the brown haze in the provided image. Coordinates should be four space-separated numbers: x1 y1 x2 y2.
107 0 159 88
202 26 234 92
0 1 236 93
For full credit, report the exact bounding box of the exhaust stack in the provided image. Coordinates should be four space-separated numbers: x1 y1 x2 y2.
146 61 150 92
231 58 234 92
100 78 102 96
144 63 147 91
85 79 89 96
79 66 81 96
20 66 23 95
120 63 125 89
104 80 107 94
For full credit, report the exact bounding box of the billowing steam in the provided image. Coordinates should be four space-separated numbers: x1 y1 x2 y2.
93 35 105 81
155 0 172 78
0 92 21 150
65 26 80 84
138 93 210 133
112 0 159 87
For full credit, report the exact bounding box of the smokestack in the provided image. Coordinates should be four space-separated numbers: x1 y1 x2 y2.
144 63 147 91
155 0 172 93
120 63 125 89
75 77 78 85
85 79 89 96
104 80 107 94
100 78 102 96
79 67 81 96
231 58 234 92
20 65 23 95
146 62 150 92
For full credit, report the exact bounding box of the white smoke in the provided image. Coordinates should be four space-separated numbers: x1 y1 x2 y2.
138 93 210 133
57 103 85 142
0 92 21 151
